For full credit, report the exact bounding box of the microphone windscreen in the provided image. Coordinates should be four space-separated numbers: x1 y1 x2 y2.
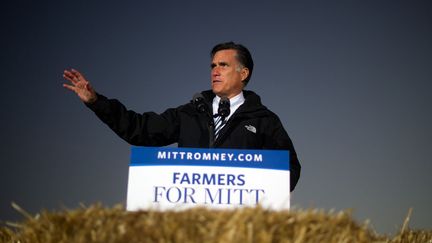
220 96 229 104
193 93 205 101
218 97 230 117
192 93 207 113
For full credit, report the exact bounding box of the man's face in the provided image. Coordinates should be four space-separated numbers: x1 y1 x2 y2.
211 49 249 98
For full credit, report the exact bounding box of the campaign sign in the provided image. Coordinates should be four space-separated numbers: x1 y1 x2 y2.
126 147 290 211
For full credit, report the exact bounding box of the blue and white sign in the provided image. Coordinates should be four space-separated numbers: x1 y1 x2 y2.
126 147 290 211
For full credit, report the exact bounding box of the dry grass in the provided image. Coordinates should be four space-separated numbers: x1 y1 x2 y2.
1 204 431 243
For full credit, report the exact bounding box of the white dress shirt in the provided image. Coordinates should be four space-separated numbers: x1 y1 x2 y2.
212 92 245 123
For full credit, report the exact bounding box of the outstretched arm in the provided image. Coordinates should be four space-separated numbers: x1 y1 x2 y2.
63 68 97 104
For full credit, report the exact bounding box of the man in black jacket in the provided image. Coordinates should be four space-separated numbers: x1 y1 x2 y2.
63 42 301 191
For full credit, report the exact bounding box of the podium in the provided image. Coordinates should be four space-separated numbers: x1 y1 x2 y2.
127 147 290 211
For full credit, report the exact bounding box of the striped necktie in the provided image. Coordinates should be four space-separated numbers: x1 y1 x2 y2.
214 114 226 140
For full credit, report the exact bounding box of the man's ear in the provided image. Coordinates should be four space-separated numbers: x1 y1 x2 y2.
240 68 249 82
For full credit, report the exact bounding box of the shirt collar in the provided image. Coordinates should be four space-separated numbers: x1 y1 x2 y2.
212 92 245 117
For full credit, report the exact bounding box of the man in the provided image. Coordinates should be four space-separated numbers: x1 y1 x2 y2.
63 42 301 191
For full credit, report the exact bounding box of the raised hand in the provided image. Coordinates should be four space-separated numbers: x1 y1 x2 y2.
63 69 97 103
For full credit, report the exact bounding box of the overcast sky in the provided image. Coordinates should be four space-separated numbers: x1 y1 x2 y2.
1 0 431 234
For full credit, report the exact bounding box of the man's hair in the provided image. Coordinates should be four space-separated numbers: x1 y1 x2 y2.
211 42 254 86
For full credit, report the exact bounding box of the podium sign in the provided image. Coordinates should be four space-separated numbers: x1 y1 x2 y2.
127 147 290 211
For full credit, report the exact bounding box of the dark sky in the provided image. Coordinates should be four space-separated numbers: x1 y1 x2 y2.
1 0 431 234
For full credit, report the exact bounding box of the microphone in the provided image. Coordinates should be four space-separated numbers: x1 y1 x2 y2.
192 93 209 113
192 93 215 148
218 97 230 118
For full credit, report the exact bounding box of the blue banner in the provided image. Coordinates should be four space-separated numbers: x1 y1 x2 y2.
130 147 289 171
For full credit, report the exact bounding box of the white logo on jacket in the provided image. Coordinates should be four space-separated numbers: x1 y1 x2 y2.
244 125 257 134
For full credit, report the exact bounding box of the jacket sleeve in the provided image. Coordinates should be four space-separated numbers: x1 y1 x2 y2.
264 116 301 192
85 94 179 146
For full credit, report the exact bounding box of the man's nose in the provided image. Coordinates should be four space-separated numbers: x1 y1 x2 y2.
212 68 220 76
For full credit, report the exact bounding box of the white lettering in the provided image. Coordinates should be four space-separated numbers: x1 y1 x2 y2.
158 151 264 163
202 153 211 160
157 151 166 159
254 154 263 162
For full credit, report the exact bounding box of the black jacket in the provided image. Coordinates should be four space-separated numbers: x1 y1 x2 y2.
87 90 301 191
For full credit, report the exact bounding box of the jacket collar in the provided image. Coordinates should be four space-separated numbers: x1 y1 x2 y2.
198 90 268 117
